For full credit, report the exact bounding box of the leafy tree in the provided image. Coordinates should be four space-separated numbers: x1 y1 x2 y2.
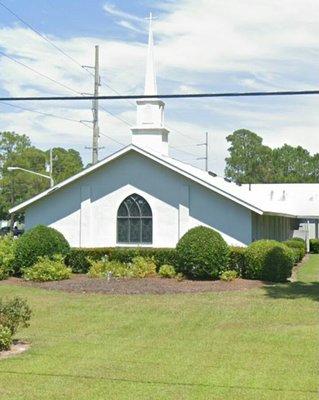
46 147 83 184
225 129 319 184
310 153 319 182
0 133 84 224
0 131 30 168
0 147 47 222
272 144 313 183
225 129 274 184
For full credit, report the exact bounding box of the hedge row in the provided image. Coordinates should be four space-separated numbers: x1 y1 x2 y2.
310 239 319 254
65 247 179 273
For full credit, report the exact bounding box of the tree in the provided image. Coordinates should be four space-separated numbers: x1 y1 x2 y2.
311 153 319 182
225 129 274 184
0 133 84 224
0 146 48 223
272 144 313 183
46 147 83 184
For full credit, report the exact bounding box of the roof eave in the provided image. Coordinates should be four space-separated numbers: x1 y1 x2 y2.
9 144 264 215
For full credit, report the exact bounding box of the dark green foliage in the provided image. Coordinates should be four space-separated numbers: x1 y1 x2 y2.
224 129 319 184
310 239 319 254
0 297 31 335
228 246 246 276
244 240 294 282
283 240 306 262
14 225 70 273
176 226 229 279
225 129 274 184
66 247 178 273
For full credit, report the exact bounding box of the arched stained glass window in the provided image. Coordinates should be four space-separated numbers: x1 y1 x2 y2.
117 194 152 244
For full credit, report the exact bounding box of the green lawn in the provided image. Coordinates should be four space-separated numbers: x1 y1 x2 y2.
0 257 318 399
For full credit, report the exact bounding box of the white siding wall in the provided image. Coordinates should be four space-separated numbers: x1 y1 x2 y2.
25 151 252 247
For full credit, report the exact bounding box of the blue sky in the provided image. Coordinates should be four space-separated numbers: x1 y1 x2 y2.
0 0 319 173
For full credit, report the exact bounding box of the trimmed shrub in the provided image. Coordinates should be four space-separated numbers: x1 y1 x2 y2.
66 247 178 273
176 226 229 279
129 257 157 278
244 240 294 282
87 256 156 278
23 255 71 282
220 270 238 281
0 235 16 280
310 239 319 254
14 225 70 273
0 325 12 351
290 237 306 244
159 264 176 278
0 297 31 335
88 257 128 278
284 240 306 262
228 246 246 277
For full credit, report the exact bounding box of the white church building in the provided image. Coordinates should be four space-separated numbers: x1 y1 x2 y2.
10 18 319 248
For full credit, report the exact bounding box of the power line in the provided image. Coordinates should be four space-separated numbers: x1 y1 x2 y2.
0 101 129 149
0 50 82 95
99 104 133 127
99 131 127 147
0 101 83 123
0 0 94 79
2 89 319 102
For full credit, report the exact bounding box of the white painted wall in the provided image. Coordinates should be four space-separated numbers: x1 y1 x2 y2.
25 150 253 248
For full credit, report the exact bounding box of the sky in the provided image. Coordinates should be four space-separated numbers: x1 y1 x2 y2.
0 0 319 174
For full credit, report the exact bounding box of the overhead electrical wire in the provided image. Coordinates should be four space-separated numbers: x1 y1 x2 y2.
0 50 83 95
0 0 94 78
0 0 211 151
1 90 318 102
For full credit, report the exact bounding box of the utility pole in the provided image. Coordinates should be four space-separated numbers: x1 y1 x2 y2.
49 148 54 187
197 131 209 171
83 46 101 164
92 45 100 164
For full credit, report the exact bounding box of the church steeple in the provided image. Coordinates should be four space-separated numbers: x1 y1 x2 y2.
144 13 157 96
131 12 169 155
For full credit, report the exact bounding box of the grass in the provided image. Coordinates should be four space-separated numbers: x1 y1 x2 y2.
0 257 318 399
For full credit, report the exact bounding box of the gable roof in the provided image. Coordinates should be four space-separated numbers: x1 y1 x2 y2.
9 144 319 218
10 144 264 215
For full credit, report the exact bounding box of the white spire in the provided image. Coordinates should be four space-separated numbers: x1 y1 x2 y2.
144 12 157 96
131 13 169 155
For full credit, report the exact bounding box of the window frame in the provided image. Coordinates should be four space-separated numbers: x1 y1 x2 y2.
117 194 153 245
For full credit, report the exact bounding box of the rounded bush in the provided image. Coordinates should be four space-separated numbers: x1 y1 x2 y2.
310 239 319 254
14 225 70 273
284 240 305 262
176 226 229 279
159 264 176 278
244 240 294 282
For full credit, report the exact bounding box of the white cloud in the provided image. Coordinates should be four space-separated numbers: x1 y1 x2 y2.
103 3 142 22
0 0 319 172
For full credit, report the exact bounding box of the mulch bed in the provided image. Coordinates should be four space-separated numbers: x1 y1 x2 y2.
0 340 30 360
1 275 264 295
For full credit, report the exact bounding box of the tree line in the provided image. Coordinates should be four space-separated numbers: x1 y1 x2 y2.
0 131 83 224
225 129 319 184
